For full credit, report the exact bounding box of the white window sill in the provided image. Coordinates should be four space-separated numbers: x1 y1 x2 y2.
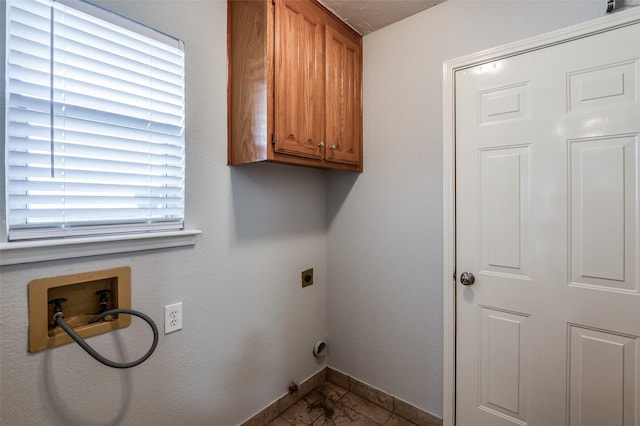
0 230 202 266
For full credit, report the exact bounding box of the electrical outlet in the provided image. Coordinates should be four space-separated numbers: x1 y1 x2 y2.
164 302 183 334
301 268 314 288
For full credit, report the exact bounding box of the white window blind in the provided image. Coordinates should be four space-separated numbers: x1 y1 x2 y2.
5 0 186 241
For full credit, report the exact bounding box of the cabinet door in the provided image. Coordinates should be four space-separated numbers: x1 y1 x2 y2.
274 0 324 160
325 25 362 167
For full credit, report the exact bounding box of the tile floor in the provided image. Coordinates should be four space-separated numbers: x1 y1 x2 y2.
268 381 419 426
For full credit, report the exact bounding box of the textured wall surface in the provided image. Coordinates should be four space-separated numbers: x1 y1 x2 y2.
327 0 604 418
1 1 328 425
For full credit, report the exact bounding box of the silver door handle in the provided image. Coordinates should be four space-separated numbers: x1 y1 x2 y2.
460 272 475 286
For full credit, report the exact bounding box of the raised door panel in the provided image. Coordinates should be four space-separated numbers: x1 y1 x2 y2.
479 145 530 278
569 134 638 293
568 326 638 426
274 0 323 160
479 307 530 423
325 25 362 168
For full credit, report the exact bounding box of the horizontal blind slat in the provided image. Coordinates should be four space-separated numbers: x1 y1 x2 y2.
53 40 185 87
52 93 185 127
53 25 184 75
56 3 183 58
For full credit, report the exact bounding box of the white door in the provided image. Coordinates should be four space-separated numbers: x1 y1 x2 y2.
455 22 640 426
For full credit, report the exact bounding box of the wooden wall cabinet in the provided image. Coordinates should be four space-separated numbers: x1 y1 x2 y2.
228 0 363 172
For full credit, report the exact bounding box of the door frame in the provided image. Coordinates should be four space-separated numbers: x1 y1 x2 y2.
441 8 640 426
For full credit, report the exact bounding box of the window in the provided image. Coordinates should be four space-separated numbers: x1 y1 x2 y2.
4 0 186 242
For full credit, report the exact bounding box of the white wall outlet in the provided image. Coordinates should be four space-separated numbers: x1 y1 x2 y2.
164 302 183 334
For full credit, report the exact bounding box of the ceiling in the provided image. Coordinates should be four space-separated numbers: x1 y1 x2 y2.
318 0 446 35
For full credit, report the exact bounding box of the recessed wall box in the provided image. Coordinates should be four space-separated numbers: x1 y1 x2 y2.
302 268 314 288
28 267 132 353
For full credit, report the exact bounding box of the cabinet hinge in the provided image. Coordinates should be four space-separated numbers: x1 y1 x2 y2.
272 0 275 5
271 133 275 145
453 271 457 282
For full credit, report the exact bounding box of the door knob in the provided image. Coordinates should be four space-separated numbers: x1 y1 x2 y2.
460 272 475 286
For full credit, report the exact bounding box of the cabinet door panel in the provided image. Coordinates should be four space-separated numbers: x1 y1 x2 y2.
325 25 361 166
274 0 324 160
